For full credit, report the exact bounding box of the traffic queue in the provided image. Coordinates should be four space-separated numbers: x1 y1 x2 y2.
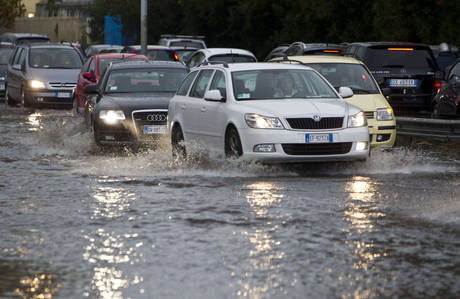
1 32 459 163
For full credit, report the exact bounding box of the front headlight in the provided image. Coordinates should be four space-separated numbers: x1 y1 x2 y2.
0 76 5 81
245 113 284 129
99 110 125 124
29 80 45 89
377 107 393 121
348 111 367 128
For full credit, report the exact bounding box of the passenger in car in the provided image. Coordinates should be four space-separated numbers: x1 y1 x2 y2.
275 73 297 97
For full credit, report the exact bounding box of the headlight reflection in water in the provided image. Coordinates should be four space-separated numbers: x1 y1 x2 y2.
83 180 144 298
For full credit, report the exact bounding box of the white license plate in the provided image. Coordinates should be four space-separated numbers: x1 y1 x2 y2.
143 125 168 135
306 133 332 143
56 92 72 98
389 79 417 87
0 84 4 91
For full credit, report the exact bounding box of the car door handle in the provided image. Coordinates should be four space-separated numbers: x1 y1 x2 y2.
200 107 206 112
180 104 187 110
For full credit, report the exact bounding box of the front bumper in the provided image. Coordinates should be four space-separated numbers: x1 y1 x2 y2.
238 126 369 163
25 88 74 107
367 118 396 147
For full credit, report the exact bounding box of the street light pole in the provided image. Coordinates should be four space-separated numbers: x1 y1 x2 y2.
141 0 147 55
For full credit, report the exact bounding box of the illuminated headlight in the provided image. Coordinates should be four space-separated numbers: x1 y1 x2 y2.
348 111 367 128
99 110 125 124
0 76 5 81
356 141 368 151
377 107 393 121
245 113 284 129
29 80 45 89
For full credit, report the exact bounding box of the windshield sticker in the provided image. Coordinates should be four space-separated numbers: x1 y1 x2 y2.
110 86 118 91
237 93 250 99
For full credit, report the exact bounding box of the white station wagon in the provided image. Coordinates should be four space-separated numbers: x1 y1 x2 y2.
168 62 370 162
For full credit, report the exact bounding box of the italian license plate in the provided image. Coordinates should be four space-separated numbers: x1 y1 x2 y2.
306 133 333 143
389 79 417 87
0 84 4 91
143 125 168 135
56 92 72 98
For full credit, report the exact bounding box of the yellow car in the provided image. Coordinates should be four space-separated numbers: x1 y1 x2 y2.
271 55 396 147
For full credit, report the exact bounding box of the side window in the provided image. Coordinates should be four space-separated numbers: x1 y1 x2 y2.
88 58 95 75
9 48 20 64
177 71 198 96
16 48 26 65
188 53 204 68
345 46 356 57
356 47 366 60
190 69 214 98
286 45 301 56
209 70 226 98
449 61 460 80
12 48 24 65
81 57 91 72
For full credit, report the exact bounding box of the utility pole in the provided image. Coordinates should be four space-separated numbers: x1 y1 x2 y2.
141 0 147 55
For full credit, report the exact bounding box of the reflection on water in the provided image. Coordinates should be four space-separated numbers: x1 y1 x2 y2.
342 176 388 297
83 179 144 298
236 182 289 298
14 273 60 299
26 112 43 132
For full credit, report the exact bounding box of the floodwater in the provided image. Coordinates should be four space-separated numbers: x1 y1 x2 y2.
1 106 460 299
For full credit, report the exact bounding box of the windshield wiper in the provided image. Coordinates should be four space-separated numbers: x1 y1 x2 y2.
351 88 371 94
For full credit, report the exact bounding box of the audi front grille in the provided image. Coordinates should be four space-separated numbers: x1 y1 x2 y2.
132 110 168 136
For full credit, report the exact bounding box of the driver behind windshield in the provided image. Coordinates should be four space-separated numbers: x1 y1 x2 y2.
274 73 298 97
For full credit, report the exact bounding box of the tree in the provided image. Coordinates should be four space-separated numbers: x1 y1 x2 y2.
0 0 26 29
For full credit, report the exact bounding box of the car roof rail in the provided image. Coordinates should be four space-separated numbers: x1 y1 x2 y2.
269 54 308 66
207 61 229 68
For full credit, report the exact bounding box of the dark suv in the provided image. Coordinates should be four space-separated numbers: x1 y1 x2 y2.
5 43 84 107
344 42 442 112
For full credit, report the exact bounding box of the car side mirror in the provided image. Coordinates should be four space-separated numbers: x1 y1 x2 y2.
83 72 93 81
338 86 353 98
204 89 225 102
381 87 391 97
83 84 99 94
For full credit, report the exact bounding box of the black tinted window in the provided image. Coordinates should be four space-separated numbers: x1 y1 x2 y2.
147 50 175 61
364 48 436 69
208 54 256 63
169 41 204 49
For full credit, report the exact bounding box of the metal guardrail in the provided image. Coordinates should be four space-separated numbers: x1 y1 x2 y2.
396 117 460 141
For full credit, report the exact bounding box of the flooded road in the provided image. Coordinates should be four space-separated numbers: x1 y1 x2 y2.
1 106 460 298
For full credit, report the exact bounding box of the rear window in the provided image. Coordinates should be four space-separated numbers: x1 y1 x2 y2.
0 48 14 64
169 41 205 49
364 47 437 69
209 54 256 63
147 50 175 61
98 58 146 75
16 37 50 44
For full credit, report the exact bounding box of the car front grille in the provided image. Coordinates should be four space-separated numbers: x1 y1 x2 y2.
365 111 374 119
281 143 352 155
49 82 77 89
286 117 344 129
132 110 168 136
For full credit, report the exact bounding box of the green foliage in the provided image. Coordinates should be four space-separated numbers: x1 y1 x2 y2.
88 0 458 59
0 0 26 28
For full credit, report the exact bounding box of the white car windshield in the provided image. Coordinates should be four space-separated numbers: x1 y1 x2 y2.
232 69 338 100
308 63 380 94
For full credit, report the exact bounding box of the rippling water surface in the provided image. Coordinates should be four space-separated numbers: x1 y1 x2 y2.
1 106 459 298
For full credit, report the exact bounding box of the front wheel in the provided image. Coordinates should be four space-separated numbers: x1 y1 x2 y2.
225 126 243 158
171 125 186 160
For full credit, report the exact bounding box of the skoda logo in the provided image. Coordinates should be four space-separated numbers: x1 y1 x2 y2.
147 114 166 121
313 115 321 122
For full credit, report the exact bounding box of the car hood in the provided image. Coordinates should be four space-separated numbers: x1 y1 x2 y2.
237 98 357 117
345 94 391 111
26 68 80 83
98 93 175 111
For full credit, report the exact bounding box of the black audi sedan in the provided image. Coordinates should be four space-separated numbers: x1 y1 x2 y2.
83 60 188 145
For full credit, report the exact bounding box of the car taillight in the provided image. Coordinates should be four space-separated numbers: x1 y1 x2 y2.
387 48 414 51
131 50 135 54
173 52 179 61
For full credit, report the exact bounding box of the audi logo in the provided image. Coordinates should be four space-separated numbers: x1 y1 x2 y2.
147 114 166 121
313 115 321 122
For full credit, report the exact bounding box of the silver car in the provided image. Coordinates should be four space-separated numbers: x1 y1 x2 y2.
5 43 83 108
